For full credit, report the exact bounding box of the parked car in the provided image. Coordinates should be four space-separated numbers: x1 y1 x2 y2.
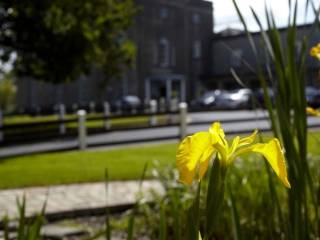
112 95 141 113
306 87 320 108
215 88 253 109
191 90 223 109
254 87 275 108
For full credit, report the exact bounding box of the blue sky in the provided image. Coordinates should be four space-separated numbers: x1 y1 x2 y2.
209 0 320 32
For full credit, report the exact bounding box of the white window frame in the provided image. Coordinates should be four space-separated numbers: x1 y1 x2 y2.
158 38 170 68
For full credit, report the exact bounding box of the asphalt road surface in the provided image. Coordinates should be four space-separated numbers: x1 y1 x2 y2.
1 110 320 158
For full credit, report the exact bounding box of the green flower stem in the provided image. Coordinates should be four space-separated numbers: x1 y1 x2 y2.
205 156 228 239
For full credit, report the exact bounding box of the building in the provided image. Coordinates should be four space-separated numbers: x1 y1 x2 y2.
210 24 320 90
16 0 214 112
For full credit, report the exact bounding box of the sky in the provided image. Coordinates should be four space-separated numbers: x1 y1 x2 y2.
209 0 320 32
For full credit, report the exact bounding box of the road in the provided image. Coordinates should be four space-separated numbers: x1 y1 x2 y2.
1 110 320 158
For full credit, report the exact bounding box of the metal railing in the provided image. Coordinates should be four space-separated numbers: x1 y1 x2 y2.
0 102 183 147
2 101 320 150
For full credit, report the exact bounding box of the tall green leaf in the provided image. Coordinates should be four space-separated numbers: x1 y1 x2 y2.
227 183 241 240
186 182 201 240
205 158 227 239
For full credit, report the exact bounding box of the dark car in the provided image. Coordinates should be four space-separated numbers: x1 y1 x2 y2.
191 90 223 110
306 87 320 108
112 95 141 113
215 88 253 110
254 87 275 108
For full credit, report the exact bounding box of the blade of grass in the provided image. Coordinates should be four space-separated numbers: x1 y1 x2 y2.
17 196 26 240
127 162 149 240
126 214 135 240
227 183 241 240
159 202 167 240
171 189 182 240
105 169 111 240
3 216 9 240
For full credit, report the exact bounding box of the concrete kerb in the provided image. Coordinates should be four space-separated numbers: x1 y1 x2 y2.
0 203 135 229
0 203 121 229
0 180 164 225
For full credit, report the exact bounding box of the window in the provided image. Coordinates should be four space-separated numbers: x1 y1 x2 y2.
158 38 170 67
230 49 243 67
192 13 201 24
193 41 202 59
160 7 169 19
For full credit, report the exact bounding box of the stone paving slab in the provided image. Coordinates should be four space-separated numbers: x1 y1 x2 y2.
0 180 163 219
41 225 89 239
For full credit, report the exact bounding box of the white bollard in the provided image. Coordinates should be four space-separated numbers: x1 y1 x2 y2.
58 104 66 135
159 98 166 113
179 102 188 140
78 110 87 150
0 109 3 142
170 98 179 112
104 102 111 130
149 100 158 126
169 98 179 124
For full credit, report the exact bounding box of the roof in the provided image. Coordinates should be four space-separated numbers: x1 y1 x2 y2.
212 22 314 41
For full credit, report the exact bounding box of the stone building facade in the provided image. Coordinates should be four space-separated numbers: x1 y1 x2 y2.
210 24 320 90
16 0 213 112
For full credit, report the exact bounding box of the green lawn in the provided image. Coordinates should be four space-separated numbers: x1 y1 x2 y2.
0 143 177 189
3 114 76 124
1 130 320 190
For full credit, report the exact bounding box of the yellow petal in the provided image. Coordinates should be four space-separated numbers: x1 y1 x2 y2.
176 132 214 185
209 122 226 146
227 130 258 163
228 136 240 159
306 107 320 116
251 139 291 188
310 47 318 57
239 130 258 147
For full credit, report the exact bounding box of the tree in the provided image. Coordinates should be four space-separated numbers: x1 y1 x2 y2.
0 0 137 84
0 72 16 112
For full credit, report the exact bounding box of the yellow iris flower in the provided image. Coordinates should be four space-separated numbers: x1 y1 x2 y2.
176 122 291 188
306 107 320 116
310 43 320 60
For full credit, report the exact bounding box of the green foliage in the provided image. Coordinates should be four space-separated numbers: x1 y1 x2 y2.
117 151 319 239
205 158 227 239
0 0 137 84
0 73 16 112
227 183 241 240
137 165 193 239
232 0 319 238
186 182 201 240
2 196 45 240
4 142 320 239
